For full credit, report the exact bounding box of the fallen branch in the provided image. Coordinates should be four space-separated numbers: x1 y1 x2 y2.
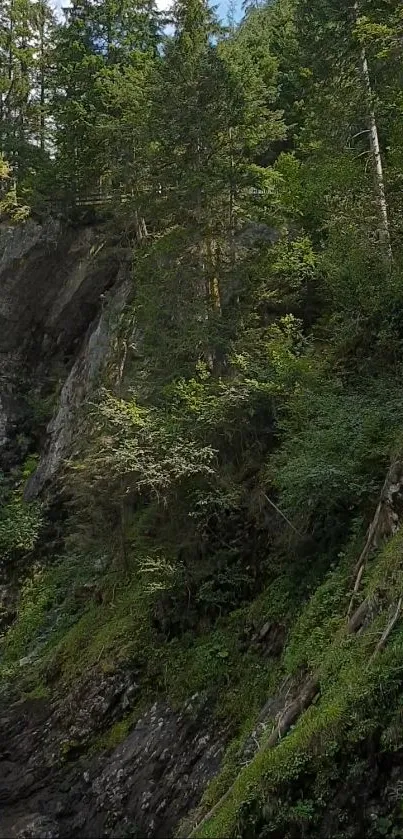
189 463 403 837
347 460 403 618
262 494 303 538
370 597 402 662
347 597 370 634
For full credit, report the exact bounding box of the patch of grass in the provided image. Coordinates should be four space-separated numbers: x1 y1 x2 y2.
1 568 58 665
92 716 134 752
191 531 403 838
1 550 117 679
21 682 50 701
283 558 351 675
42 573 154 685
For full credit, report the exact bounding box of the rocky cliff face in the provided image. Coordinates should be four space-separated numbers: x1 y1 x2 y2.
0 219 228 839
2 220 403 839
0 218 128 482
0 685 227 839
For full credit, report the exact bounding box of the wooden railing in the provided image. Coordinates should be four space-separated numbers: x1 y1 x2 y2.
73 184 268 209
74 190 133 208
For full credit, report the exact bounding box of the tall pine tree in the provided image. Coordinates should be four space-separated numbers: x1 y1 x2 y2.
0 0 55 205
135 0 284 379
52 0 160 204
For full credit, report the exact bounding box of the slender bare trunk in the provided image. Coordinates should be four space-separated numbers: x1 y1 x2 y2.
229 126 235 269
39 7 46 154
354 1 391 256
3 0 15 159
8 0 13 88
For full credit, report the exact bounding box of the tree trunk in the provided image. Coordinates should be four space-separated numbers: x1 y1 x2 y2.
229 126 235 269
354 1 391 256
188 452 403 838
39 5 46 154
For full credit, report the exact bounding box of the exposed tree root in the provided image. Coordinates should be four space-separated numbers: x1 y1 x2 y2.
347 597 370 634
187 594 376 837
188 462 403 838
347 460 403 618
370 597 402 662
265 677 319 748
347 563 365 619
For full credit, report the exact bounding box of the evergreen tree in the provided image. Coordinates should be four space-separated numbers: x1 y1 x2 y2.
291 0 393 251
32 0 55 156
52 0 160 203
136 0 284 379
0 0 34 172
0 0 55 203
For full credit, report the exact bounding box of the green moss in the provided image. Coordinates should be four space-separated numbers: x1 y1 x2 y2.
21 682 50 701
190 531 403 838
43 577 153 684
59 738 82 761
2 569 58 666
366 528 403 600
245 573 301 626
283 559 350 675
202 735 246 809
93 717 134 752
21 453 40 482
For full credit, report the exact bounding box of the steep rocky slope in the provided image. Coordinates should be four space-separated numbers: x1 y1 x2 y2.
0 218 229 839
1 219 403 839
0 691 227 839
0 219 127 480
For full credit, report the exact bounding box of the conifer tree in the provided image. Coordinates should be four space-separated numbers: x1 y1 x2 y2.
134 0 284 380
292 0 393 253
0 0 55 200
32 0 55 156
52 0 159 203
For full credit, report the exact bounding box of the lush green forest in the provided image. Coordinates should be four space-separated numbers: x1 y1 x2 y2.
2 0 403 836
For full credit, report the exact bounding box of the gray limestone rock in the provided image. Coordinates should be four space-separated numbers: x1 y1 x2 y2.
0 218 131 489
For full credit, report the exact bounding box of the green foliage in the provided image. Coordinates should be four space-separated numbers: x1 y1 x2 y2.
0 154 30 221
283 559 350 675
4 1 403 838
1 566 57 664
51 0 159 203
189 524 403 838
68 390 218 554
0 475 43 563
1 549 107 673
0 0 55 206
273 377 403 534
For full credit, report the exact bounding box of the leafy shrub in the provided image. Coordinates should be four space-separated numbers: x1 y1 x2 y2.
0 493 43 563
273 377 403 534
0 154 30 221
71 391 217 499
